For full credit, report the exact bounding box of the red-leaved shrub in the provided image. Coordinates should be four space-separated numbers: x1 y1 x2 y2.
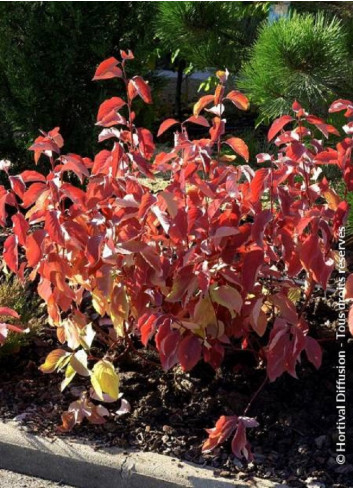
1 52 352 459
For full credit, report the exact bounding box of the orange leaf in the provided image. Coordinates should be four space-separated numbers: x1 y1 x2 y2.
193 95 214 117
157 119 179 137
225 90 249 111
225 137 249 162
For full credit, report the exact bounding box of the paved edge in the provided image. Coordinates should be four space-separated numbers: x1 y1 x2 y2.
0 421 283 488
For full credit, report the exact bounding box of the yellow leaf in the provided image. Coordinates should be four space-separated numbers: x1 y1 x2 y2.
219 154 236 163
91 360 119 401
323 189 340 211
61 363 76 392
210 284 242 316
60 318 81 350
79 322 96 350
288 287 301 304
70 350 90 377
249 299 267 337
193 295 217 329
109 284 129 337
92 288 107 316
39 349 69 374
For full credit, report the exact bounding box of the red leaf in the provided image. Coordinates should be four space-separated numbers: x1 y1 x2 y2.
242 249 263 291
26 229 46 268
47 127 64 148
231 418 257 461
0 307 20 319
86 235 103 266
22 183 47 208
62 221 88 250
155 322 180 371
184 115 210 127
203 341 224 370
138 313 158 346
249 168 270 203
128 76 152 104
209 117 225 143
120 49 134 60
202 415 238 453
20 170 47 183
211 285 243 314
329 99 353 117
177 334 202 372
231 421 247 459
45 211 65 246
9 176 26 199
225 90 249 111
225 137 249 162
96 97 126 127
60 154 90 182
138 192 157 219
12 213 29 246
300 234 334 288
132 152 154 178
3 235 18 273
306 115 339 138
93 57 122 81
140 245 163 276
268 115 294 142
137 128 155 159
157 119 179 137
252 209 272 247
314 149 338 165
92 150 113 175
61 183 86 207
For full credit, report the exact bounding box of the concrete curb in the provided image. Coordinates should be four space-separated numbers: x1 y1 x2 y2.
0 421 283 488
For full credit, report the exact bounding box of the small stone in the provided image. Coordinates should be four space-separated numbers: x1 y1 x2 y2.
145 425 150 432
162 425 173 433
238 472 248 479
305 477 325 488
298 445 309 454
219 471 231 478
161 435 169 443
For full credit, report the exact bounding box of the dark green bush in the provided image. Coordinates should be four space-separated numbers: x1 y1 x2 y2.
0 1 158 174
239 12 350 124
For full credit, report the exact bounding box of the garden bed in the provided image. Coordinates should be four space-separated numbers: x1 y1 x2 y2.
0 283 352 488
